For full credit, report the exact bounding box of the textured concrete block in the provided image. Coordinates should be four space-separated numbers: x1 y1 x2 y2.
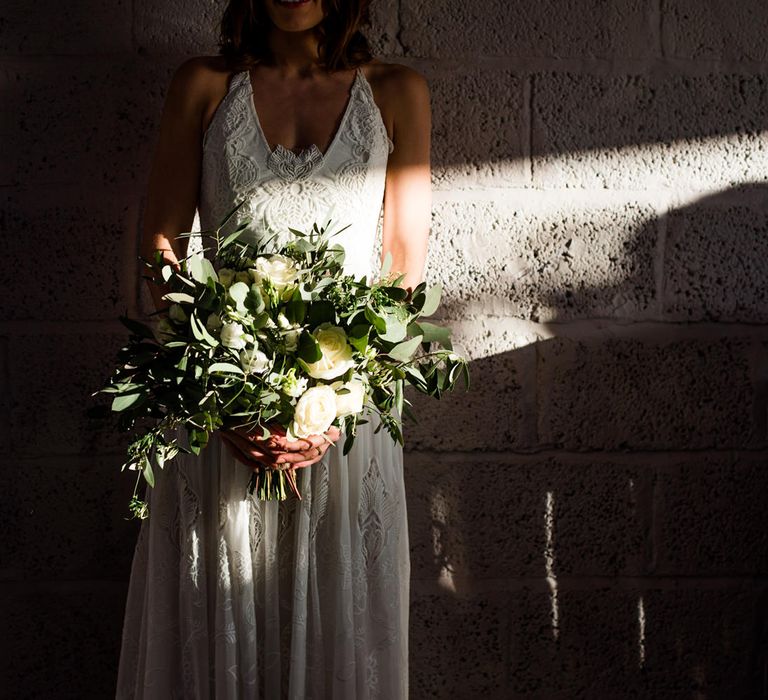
0 455 138 580
402 318 537 451
427 198 657 320
663 193 768 322
9 333 131 455
134 0 225 52
406 454 652 581
537 335 756 450
0 1 131 53
663 0 768 61
1 58 175 187
428 69 526 188
1 186 138 321
0 582 127 697
0 338 9 451
410 590 508 699
533 73 768 189
400 0 654 59
506 584 763 695
654 454 768 575
363 0 401 57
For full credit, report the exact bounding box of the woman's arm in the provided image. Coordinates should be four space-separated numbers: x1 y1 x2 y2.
140 58 209 313
381 66 432 291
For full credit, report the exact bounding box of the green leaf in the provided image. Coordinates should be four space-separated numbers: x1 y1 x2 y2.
348 324 370 352
298 331 323 363
389 335 423 362
142 454 155 488
379 314 407 343
188 252 218 284
189 312 219 347
422 284 442 316
364 305 387 334
112 393 143 412
408 321 452 347
118 315 156 340
380 251 393 278
163 292 195 304
209 362 245 375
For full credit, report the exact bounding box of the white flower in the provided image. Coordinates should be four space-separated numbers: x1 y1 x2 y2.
240 346 270 374
331 379 366 418
220 321 248 350
218 267 236 288
168 303 187 324
277 313 300 352
284 370 308 398
290 385 337 439
206 313 222 333
235 270 251 285
305 323 356 380
250 254 299 293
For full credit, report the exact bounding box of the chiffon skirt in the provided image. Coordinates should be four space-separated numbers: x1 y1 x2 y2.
115 413 410 699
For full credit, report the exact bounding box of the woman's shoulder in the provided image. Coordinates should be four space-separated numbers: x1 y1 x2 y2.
168 55 236 97
364 58 429 95
364 59 430 126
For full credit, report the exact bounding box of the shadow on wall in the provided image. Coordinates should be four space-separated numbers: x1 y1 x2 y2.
403 184 768 697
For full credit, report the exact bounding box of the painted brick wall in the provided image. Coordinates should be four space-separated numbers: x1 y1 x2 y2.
2 0 767 696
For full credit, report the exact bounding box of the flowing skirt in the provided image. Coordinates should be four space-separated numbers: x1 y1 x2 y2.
116 414 409 699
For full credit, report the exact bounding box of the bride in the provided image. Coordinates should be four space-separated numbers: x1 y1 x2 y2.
116 0 431 697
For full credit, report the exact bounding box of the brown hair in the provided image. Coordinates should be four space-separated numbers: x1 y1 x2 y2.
218 0 373 72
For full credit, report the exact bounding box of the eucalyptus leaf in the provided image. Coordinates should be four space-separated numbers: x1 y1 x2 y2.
389 335 423 362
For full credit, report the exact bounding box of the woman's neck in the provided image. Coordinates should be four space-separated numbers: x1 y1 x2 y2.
265 28 324 78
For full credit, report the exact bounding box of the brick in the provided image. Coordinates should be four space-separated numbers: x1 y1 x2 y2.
654 453 768 575
663 195 768 322
0 455 138 580
506 584 763 695
402 317 537 451
400 0 654 59
410 589 508 699
406 454 652 580
537 335 756 450
9 333 131 455
0 1 131 53
663 0 768 62
134 0 224 52
428 69 526 188
0 582 128 697
533 73 768 189
427 198 658 321
0 186 138 321
1 58 176 188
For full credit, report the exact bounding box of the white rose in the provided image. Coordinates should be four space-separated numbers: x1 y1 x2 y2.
305 323 356 380
332 379 366 418
206 313 222 333
168 303 187 324
250 254 299 293
218 267 236 288
220 321 248 350
240 346 270 374
290 385 337 439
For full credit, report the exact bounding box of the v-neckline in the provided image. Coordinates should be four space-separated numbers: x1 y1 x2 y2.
244 67 362 163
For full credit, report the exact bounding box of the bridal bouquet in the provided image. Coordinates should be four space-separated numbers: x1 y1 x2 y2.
93 202 468 519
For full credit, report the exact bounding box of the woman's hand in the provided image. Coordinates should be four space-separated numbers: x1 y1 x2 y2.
220 423 341 471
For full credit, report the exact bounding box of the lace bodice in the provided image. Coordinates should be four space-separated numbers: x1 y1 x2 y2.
199 66 394 279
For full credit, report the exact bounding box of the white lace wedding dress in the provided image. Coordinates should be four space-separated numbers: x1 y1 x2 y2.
116 66 410 699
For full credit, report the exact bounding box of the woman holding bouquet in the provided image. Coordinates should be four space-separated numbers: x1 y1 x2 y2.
116 0 431 697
